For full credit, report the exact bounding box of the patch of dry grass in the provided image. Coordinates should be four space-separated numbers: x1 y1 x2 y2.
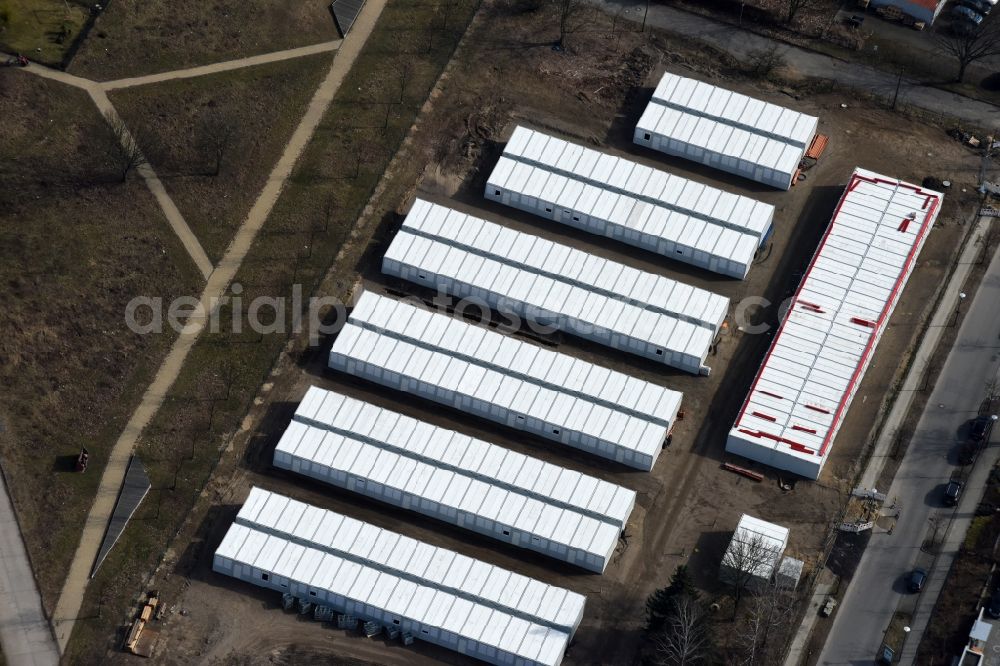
68 0 338 81
0 69 201 610
110 52 334 263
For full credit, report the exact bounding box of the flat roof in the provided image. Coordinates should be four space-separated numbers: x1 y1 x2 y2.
486 127 773 272
331 291 681 462
386 198 729 371
728 168 942 472
636 72 818 177
217 491 575 665
504 126 774 239
280 388 633 561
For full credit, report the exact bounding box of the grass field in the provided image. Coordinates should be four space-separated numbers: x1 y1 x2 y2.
0 69 202 610
62 0 481 661
110 52 334 263
68 0 339 81
0 0 90 66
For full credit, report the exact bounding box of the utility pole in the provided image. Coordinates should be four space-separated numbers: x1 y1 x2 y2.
891 68 904 110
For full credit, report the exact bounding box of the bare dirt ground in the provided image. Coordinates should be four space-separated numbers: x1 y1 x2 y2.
122 4 985 665
109 52 334 263
0 69 202 610
67 0 338 81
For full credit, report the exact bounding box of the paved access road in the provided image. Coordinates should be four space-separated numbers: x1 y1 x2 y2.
818 241 1000 664
0 472 59 666
591 0 1000 129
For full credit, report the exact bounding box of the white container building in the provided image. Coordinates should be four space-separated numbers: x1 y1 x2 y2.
214 487 584 666
384 198 730 374
484 126 775 279
726 169 943 479
274 386 635 572
634 72 819 190
328 291 682 471
719 514 789 587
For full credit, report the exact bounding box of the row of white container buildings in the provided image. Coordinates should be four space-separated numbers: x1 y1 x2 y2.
634 72 819 190
214 487 584 666
485 125 774 279
383 198 729 374
726 169 943 478
329 291 681 471
274 386 635 572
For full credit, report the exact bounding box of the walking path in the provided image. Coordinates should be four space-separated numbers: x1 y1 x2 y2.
100 40 341 90
0 472 59 666
25 63 215 279
21 38 345 280
47 0 387 653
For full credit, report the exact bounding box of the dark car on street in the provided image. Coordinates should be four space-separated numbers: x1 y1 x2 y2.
908 568 928 593
970 415 995 442
944 480 963 506
988 591 1000 619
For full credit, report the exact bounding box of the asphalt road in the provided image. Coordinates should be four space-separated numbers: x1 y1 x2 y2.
590 0 1000 128
818 240 1000 664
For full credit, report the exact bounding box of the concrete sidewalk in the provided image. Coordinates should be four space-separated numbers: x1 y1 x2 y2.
0 471 59 666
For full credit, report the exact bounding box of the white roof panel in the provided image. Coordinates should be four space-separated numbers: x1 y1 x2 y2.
217 489 579 666
728 169 943 477
330 291 680 469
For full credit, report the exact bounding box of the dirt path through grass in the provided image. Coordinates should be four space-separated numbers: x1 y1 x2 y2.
46 0 388 653
22 63 215 279
100 40 342 91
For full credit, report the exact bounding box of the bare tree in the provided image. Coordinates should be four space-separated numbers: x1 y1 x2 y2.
784 0 820 25
98 111 147 183
721 531 780 614
196 110 236 176
935 22 1000 83
738 579 795 666
395 56 415 103
552 0 586 50
654 595 711 666
744 44 786 81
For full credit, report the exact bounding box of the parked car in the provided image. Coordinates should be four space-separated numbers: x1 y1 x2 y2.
953 5 985 24
970 415 995 442
944 480 964 506
987 591 1000 619
959 439 980 465
961 0 993 14
908 568 928 593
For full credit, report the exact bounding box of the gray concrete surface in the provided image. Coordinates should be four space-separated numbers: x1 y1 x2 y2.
0 472 60 666
593 0 1000 128
818 234 1000 664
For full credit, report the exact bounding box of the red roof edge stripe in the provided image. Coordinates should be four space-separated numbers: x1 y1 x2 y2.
732 171 941 460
